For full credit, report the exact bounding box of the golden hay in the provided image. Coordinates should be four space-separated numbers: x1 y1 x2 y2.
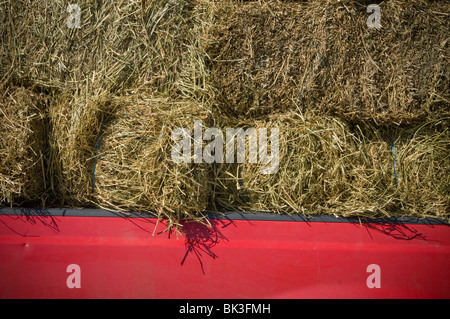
49 89 211 226
92 93 211 225
0 86 48 207
1 0 448 224
205 0 450 125
48 88 115 206
0 0 208 98
210 113 449 219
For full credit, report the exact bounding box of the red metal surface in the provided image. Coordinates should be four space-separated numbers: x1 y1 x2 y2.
0 214 449 298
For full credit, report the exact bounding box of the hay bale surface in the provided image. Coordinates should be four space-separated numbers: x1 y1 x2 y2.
206 0 450 125
0 86 48 206
393 121 450 217
50 90 211 225
0 0 207 98
49 89 115 206
1 0 448 224
93 94 211 225
211 113 449 219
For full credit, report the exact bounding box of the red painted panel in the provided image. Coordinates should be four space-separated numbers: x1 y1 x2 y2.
0 214 449 298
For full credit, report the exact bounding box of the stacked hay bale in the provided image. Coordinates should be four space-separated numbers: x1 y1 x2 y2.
204 0 450 218
392 121 449 217
205 0 449 125
34 0 215 228
1 0 213 225
1 0 448 222
93 94 211 224
49 89 211 226
48 89 115 207
209 113 449 218
0 86 48 207
0 0 207 97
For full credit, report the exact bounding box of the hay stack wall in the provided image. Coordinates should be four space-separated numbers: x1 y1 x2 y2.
205 0 450 125
0 0 448 223
41 0 212 214
0 86 48 207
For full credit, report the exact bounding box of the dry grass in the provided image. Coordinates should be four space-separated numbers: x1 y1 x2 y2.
48 88 115 207
0 86 48 207
49 89 211 227
205 0 450 125
210 113 449 219
92 93 211 227
0 0 209 99
393 120 450 217
0 0 448 224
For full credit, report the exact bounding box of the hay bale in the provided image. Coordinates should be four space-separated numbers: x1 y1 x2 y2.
210 113 449 219
393 120 450 218
2 0 447 224
93 94 211 225
205 0 450 125
48 89 115 206
0 86 48 206
0 0 207 97
50 90 211 225
0 0 212 225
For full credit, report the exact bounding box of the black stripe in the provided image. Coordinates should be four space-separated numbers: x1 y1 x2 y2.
0 207 448 225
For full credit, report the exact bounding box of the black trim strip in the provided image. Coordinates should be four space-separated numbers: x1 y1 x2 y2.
0 207 448 225
205 211 450 225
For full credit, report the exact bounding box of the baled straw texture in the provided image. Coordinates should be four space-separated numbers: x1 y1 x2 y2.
92 94 211 227
34 0 210 208
49 88 116 206
0 86 48 207
205 0 450 125
211 113 449 219
1 0 448 224
392 120 449 218
0 0 207 98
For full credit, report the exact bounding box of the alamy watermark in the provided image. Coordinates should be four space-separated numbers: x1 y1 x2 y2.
64 3 381 30
171 120 279 174
66 4 81 29
367 4 381 29
366 264 381 288
66 264 81 288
